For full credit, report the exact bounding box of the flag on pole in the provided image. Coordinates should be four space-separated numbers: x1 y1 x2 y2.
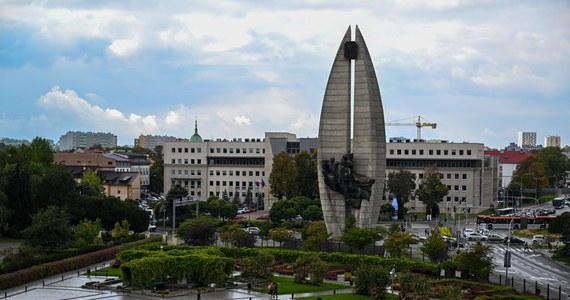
261 179 266 188
391 197 398 210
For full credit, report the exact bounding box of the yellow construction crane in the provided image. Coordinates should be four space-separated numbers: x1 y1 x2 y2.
386 115 437 141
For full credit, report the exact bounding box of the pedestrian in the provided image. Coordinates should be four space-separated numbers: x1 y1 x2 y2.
268 281 273 297
272 282 278 298
414 214 417 222
524 242 529 251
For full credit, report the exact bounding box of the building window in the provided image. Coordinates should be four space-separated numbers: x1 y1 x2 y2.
191 148 195 153
447 185 451 190
223 171 227 176
191 159 195 164
418 173 423 179
249 171 253 176
454 197 459 202
197 159 201 164
236 148 240 154
429 150 433 155
222 181 226 186
446 196 451 202
210 148 214 153
184 148 188 153
446 174 451 179
459 150 464 155
216 171 221 176
256 148 261 153
210 170 214 176
455 174 459 179
451 150 456 155
236 181 240 187
412 149 416 155
444 150 448 155
404 149 409 155
184 170 188 175
171 159 175 164
223 148 227 153
236 171 240 176
390 149 394 155
229 171 233 176
209 181 214 186
171 170 175 175
462 185 467 191
467 150 472 155
397 149 402 155
419 150 424 155
249 148 254 153
462 174 467 179
178 148 182 153
436 150 441 155
172 148 175 153
184 159 188 164
255 171 260 176
454 185 459 191
229 148 234 153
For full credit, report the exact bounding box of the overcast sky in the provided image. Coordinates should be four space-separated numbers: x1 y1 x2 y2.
1 1 568 149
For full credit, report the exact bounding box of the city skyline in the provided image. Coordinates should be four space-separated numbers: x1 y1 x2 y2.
1 1 569 148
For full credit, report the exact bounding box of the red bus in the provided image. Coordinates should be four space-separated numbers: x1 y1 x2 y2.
476 214 555 230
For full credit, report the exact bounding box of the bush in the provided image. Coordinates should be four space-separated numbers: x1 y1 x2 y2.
354 264 390 299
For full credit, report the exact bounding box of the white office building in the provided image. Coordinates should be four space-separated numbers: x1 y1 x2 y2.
544 135 561 148
517 132 537 148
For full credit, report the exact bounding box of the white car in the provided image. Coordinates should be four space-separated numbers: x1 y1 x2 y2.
463 228 475 238
244 227 260 235
531 235 546 244
466 232 487 241
237 208 249 214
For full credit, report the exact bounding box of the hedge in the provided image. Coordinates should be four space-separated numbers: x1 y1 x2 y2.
0 236 160 290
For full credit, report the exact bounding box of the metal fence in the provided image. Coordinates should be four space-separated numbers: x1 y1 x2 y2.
488 272 569 300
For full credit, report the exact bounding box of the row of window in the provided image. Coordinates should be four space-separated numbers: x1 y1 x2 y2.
447 185 468 191
171 158 203 165
172 147 202 153
209 170 265 177
209 181 262 188
446 196 470 202
387 160 477 168
209 147 264 154
410 173 470 180
389 149 473 156
171 169 203 176
208 191 265 198
208 158 265 166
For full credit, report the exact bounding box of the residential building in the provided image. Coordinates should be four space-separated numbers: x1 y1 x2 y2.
484 150 533 188
99 171 141 200
134 134 181 150
517 132 537 148
58 131 117 151
386 139 499 214
544 135 561 148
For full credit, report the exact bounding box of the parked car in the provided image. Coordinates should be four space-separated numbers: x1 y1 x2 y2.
463 228 475 238
531 235 546 244
466 232 487 241
503 236 525 245
486 234 504 242
244 227 260 235
411 234 426 243
230 215 246 220
237 207 249 214
443 236 464 248
148 224 157 232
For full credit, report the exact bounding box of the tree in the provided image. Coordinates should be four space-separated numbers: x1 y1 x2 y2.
269 199 298 223
21 206 73 252
165 184 190 224
295 151 318 198
205 196 237 220
269 152 298 199
415 165 448 218
149 145 164 194
75 218 102 247
220 223 255 247
303 220 330 251
379 203 395 221
342 227 382 252
111 219 130 240
383 223 414 258
533 147 569 185
293 254 327 286
29 137 54 166
420 228 449 263
232 192 241 207
80 168 103 196
268 227 294 246
240 252 275 280
35 164 77 208
301 205 323 221
510 156 549 199
387 169 416 219
354 264 390 299
453 242 494 280
398 272 432 300
244 188 253 207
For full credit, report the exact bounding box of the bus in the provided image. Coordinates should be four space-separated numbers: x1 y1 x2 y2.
552 197 565 209
496 207 515 216
476 214 556 230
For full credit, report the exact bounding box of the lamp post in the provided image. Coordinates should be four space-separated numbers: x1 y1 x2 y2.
504 214 517 282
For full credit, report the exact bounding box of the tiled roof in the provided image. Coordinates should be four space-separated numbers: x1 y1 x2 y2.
485 150 533 164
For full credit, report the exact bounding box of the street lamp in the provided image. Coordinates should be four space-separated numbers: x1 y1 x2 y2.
504 214 517 282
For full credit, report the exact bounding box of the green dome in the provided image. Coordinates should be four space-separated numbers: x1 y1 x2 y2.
190 120 202 142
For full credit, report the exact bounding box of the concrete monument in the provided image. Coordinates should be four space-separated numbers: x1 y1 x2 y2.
317 25 386 238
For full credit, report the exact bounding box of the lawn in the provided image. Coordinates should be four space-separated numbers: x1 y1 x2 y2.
256 276 350 295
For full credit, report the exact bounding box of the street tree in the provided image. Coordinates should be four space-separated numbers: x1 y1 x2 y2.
341 227 381 252
384 224 414 258
205 196 237 220
420 228 449 263
295 151 318 198
177 216 219 246
415 165 448 219
303 220 330 251
149 145 164 194
220 223 255 248
268 227 294 246
165 184 191 223
269 199 297 223
301 204 323 221
269 152 298 199
453 242 494 281
386 168 416 219
510 156 549 199
533 147 569 185
21 206 73 252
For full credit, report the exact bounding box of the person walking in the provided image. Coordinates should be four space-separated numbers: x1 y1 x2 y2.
272 281 279 298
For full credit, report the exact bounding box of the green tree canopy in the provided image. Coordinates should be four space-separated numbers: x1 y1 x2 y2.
453 242 494 281
80 168 103 196
75 218 102 247
420 228 449 263
21 206 73 252
295 151 318 198
268 227 294 246
415 165 448 218
269 152 298 199
387 169 416 219
384 223 414 258
510 156 549 197
533 147 569 186
341 227 382 252
303 220 330 251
